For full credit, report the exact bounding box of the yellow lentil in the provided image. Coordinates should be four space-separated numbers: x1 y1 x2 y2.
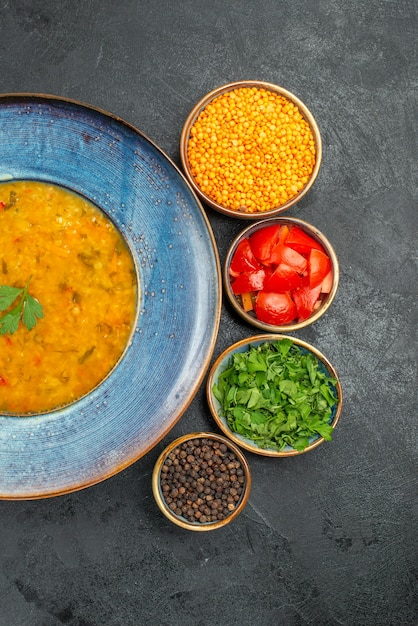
187 87 316 213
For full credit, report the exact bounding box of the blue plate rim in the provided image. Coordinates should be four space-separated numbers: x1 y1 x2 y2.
0 93 222 499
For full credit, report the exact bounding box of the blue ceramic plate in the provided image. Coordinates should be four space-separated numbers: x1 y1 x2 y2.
0 94 221 499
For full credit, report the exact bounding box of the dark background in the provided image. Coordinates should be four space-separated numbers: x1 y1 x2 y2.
0 1 417 625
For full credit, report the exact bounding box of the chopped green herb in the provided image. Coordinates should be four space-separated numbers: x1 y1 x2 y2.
78 345 96 364
77 250 100 268
0 276 44 335
3 190 17 210
212 338 338 452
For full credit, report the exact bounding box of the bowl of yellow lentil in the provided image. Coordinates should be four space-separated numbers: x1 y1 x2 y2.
180 80 322 218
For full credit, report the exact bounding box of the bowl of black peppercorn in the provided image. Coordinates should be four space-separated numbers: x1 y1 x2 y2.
152 432 252 531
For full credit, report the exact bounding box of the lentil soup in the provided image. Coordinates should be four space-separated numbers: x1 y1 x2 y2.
0 181 138 415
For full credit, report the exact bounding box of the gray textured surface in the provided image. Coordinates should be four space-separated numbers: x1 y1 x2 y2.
0 1 417 625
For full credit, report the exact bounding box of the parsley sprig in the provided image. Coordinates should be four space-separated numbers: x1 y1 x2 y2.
213 338 339 452
0 276 44 335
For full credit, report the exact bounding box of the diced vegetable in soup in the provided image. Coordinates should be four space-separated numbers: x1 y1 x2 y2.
0 181 138 414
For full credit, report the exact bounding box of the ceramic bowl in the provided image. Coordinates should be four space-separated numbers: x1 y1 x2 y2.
0 95 221 500
152 432 251 531
224 217 339 332
180 80 322 219
206 335 343 457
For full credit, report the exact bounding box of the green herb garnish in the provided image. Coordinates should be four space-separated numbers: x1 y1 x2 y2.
78 346 96 364
0 276 44 335
212 339 338 452
3 190 17 210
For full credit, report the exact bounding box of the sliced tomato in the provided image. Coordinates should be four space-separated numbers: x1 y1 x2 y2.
231 269 267 295
284 226 324 255
308 248 331 288
277 224 290 245
248 224 282 263
269 243 308 274
264 263 302 292
320 270 333 293
230 238 261 275
255 291 296 325
292 284 322 321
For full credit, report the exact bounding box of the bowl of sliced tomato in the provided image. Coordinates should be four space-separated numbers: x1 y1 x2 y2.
224 217 339 331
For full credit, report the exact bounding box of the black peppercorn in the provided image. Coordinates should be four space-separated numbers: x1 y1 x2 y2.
159 437 246 524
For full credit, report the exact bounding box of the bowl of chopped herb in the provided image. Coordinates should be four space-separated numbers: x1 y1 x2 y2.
224 217 339 331
180 80 322 218
152 432 251 530
206 335 342 457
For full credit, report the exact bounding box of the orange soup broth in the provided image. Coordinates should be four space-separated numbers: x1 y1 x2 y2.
0 181 138 414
